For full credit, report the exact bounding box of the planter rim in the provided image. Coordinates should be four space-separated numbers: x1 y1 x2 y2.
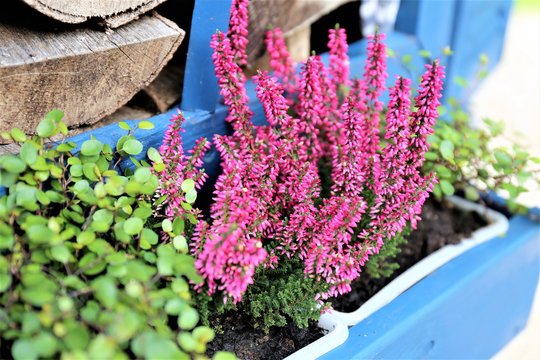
330 195 509 326
283 313 348 360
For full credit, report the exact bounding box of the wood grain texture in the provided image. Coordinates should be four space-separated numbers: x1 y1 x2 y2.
19 0 167 28
143 64 183 112
247 0 354 64
0 14 184 143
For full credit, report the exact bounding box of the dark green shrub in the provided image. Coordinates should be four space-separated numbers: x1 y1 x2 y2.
0 111 229 360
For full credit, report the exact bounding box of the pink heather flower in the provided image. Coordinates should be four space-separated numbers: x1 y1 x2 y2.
328 26 350 90
191 24 445 305
228 0 249 66
211 31 253 142
331 93 369 198
408 60 446 168
361 32 388 158
155 111 208 220
296 55 327 162
265 27 297 94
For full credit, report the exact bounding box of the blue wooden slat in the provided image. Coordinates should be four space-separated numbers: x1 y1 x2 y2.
321 214 540 359
395 0 457 60
181 0 233 112
444 0 513 101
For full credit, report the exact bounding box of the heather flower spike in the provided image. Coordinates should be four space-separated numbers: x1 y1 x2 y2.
155 111 208 220
228 0 249 66
328 24 350 91
265 27 297 95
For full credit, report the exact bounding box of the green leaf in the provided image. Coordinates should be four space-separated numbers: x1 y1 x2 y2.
185 189 197 204
134 167 152 183
10 128 27 142
119 121 131 130
138 121 155 130
2 155 26 173
181 179 195 193
153 162 166 172
178 307 199 330
494 150 512 166
147 147 162 163
33 331 58 357
418 49 432 59
50 245 70 263
162 219 173 233
91 277 118 309
12 339 38 360
465 186 480 201
124 217 143 235
213 351 238 360
439 180 455 196
36 118 56 138
440 140 455 162
173 235 188 253
45 109 64 123
123 139 143 155
81 140 102 156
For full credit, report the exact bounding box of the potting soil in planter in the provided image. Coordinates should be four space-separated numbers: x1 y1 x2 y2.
207 313 324 360
331 198 488 312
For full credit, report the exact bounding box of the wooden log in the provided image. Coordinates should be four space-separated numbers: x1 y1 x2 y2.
142 64 183 112
0 14 184 143
19 0 168 28
247 0 354 65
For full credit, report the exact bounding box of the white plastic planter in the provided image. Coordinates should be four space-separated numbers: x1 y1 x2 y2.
284 313 348 360
330 195 509 327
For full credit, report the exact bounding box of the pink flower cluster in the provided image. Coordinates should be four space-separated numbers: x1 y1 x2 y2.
155 112 209 220
265 28 297 95
183 1 445 304
228 0 249 66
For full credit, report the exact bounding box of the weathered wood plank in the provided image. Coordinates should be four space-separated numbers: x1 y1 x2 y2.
0 14 184 143
19 0 168 28
143 64 183 112
246 0 354 65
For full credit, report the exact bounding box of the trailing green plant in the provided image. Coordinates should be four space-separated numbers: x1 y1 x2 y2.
425 103 540 213
0 111 230 360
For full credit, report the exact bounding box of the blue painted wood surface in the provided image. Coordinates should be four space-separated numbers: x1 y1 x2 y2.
181 0 233 112
320 214 540 359
445 0 513 101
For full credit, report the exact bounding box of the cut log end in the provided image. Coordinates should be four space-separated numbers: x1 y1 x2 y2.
20 0 168 28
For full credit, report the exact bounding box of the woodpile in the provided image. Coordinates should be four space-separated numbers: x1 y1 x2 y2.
247 0 355 69
0 0 184 142
20 0 168 28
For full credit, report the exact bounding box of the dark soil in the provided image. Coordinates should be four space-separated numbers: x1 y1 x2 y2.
207 314 324 360
331 198 488 312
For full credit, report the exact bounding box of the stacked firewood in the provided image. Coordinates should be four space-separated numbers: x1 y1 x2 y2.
0 0 186 142
0 0 360 146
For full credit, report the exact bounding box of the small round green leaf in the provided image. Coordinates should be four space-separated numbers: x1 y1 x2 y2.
185 189 197 204
36 118 56 138
147 147 162 163
138 121 155 130
124 217 143 235
81 140 102 156
123 139 143 155
10 128 26 142
181 179 195 193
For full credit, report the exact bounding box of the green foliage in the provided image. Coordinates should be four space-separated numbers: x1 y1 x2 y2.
199 259 325 332
365 229 409 280
424 98 540 213
0 112 223 359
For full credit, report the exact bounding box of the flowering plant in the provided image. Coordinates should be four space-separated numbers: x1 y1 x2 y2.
162 0 445 329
